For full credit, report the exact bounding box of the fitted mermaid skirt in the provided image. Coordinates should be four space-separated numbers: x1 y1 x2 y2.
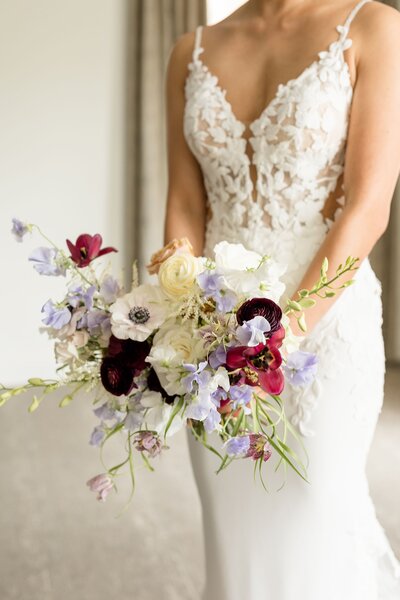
183 1 400 597
187 258 400 600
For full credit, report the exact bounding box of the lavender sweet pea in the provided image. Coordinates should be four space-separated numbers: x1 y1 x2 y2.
229 384 253 412
197 271 237 313
86 473 114 501
181 361 210 393
236 315 271 347
41 299 71 329
225 436 251 457
89 424 106 447
283 351 318 387
11 218 29 242
29 247 66 276
208 345 227 369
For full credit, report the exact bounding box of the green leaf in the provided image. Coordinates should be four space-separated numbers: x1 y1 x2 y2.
342 279 355 287
298 298 316 309
59 395 73 408
298 289 309 298
28 395 40 413
297 313 307 332
28 378 45 386
287 300 302 312
321 257 329 275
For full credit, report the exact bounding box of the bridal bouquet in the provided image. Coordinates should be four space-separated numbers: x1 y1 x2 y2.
1 219 358 505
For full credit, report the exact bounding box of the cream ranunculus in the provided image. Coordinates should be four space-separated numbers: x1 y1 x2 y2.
146 320 205 395
158 252 201 298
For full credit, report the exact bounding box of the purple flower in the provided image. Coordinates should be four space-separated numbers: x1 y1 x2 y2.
29 247 66 276
11 218 29 242
197 271 237 313
229 384 253 411
86 310 111 336
283 351 318 387
210 387 228 407
235 315 271 347
41 299 71 329
68 285 96 309
93 402 117 421
225 436 251 457
181 361 210 393
246 434 272 462
133 431 164 457
86 473 114 501
208 345 227 369
89 424 106 446
204 406 221 433
100 275 120 304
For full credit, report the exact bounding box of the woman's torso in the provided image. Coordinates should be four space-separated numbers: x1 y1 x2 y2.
183 0 374 296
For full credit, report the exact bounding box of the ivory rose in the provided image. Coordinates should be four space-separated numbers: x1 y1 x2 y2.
158 252 201 298
147 237 194 275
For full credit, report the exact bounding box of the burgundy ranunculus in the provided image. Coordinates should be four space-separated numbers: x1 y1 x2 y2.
100 335 150 396
66 233 117 268
147 368 175 405
236 298 282 336
107 335 149 372
100 355 137 396
226 334 285 395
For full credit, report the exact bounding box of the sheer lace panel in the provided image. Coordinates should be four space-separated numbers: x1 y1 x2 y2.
183 0 372 290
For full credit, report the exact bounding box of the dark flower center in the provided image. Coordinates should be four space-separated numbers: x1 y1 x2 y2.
251 348 273 369
80 246 87 258
128 306 150 324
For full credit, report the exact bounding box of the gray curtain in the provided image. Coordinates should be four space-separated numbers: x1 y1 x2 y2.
370 0 400 362
124 0 206 281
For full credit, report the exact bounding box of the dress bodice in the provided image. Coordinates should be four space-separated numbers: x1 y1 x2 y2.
183 0 373 295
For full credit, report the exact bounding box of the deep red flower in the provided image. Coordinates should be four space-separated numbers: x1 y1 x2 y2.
236 298 282 336
100 335 150 396
100 355 137 396
226 335 285 395
107 335 149 372
66 233 117 268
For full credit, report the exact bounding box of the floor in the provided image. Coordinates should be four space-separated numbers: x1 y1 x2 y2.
0 368 399 600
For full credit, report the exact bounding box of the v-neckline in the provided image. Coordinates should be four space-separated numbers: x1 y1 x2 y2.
191 31 351 137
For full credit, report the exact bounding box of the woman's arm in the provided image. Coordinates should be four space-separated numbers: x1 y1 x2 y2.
164 32 207 256
289 4 400 336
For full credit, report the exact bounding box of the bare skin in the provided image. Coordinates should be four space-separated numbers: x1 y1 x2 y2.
164 0 400 335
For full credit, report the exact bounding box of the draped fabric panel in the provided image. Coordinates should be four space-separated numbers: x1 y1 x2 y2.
124 0 206 282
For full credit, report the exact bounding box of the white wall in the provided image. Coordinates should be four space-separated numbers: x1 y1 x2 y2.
0 0 127 385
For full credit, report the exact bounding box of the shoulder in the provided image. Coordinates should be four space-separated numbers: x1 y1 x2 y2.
167 30 197 73
353 2 400 55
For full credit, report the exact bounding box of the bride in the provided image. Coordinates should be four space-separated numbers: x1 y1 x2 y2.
163 0 400 598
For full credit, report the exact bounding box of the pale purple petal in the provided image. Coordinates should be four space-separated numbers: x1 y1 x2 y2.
11 218 29 242
41 299 71 329
236 315 271 346
283 351 318 387
29 247 65 277
225 436 250 457
208 345 227 369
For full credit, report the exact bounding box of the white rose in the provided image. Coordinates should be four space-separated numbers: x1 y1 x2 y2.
109 284 168 342
158 252 201 298
146 320 205 395
213 241 262 271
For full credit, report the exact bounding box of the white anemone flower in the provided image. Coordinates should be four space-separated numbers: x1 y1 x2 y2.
109 284 168 342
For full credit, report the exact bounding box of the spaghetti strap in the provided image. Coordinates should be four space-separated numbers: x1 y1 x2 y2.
337 0 373 42
192 25 204 63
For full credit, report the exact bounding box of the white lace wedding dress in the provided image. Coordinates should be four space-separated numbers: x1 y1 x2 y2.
183 1 400 598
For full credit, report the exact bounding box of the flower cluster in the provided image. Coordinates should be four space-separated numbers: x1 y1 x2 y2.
2 221 358 506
